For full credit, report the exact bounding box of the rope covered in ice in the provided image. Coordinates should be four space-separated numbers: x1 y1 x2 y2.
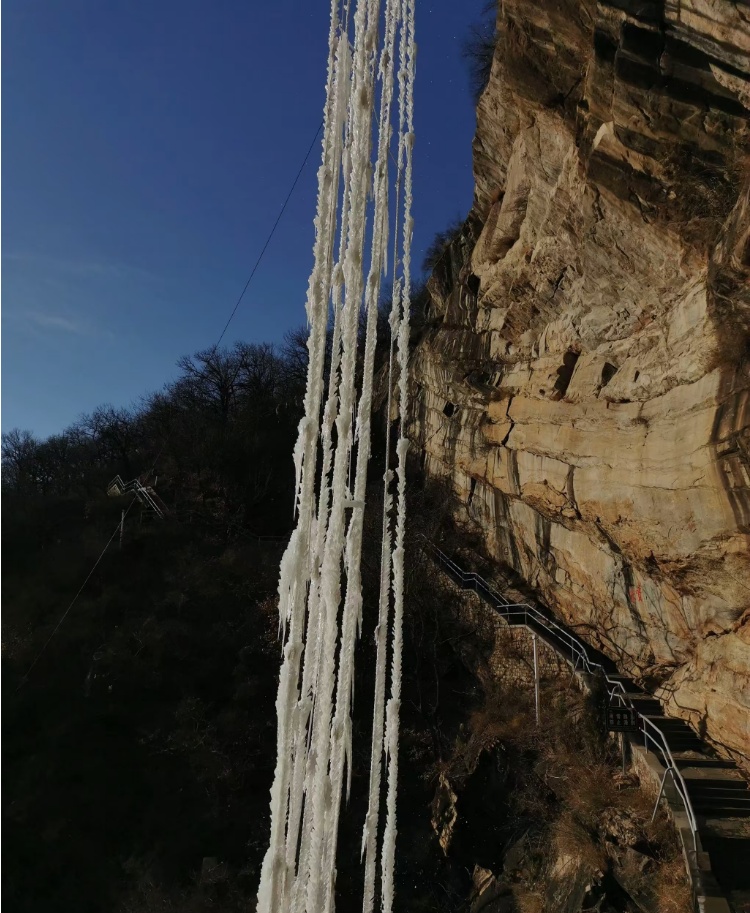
256 1 416 909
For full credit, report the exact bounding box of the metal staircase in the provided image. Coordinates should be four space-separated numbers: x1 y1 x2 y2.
106 475 168 519
426 539 750 913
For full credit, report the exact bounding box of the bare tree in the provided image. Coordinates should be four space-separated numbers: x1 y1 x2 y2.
2 429 39 490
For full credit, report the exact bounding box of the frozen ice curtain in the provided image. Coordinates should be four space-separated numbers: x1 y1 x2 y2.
255 1 416 912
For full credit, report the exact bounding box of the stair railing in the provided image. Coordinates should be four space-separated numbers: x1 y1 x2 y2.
424 538 699 852
107 475 166 519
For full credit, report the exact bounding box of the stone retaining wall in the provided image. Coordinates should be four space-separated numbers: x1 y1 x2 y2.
444 582 569 691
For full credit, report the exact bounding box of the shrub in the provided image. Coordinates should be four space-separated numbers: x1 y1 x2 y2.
462 3 499 104
422 217 465 274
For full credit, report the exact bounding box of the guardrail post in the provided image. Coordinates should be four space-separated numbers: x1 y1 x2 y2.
532 633 540 726
651 766 675 823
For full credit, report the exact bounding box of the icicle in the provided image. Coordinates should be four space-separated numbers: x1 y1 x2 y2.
320 0 403 903
283 28 354 891
360 6 407 908
381 0 416 909
257 0 415 907
302 0 382 904
256 0 346 909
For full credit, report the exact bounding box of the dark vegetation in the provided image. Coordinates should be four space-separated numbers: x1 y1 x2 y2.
2 336 306 534
421 216 466 275
3 329 312 912
462 2 499 104
0 305 460 913
422 677 693 913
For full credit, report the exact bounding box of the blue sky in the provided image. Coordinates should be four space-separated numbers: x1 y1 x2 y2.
3 0 486 438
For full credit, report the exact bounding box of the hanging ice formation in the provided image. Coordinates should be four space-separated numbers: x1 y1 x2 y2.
256 0 416 911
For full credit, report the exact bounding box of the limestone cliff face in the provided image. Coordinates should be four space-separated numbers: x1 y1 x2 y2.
410 0 750 765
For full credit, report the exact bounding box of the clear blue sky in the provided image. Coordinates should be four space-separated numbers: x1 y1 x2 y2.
3 0 485 438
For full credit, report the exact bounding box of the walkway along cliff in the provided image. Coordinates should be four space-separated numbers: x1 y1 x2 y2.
407 0 750 769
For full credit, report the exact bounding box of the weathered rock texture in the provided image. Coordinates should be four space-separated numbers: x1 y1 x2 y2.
409 0 750 766
439 576 569 691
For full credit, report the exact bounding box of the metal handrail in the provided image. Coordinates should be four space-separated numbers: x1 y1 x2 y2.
424 538 699 851
107 475 166 519
651 765 677 823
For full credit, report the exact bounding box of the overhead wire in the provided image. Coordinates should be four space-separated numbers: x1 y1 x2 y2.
13 72 459 702
16 497 139 691
14 119 324 688
148 118 324 475
216 120 324 349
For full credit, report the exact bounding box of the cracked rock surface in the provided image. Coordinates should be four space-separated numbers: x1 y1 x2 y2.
409 0 750 767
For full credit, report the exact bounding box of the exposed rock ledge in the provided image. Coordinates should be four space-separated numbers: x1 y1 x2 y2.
408 0 750 766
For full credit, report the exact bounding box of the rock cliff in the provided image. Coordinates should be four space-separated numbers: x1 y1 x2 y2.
409 0 750 766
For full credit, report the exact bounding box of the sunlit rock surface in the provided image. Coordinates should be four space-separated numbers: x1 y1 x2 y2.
409 0 750 766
